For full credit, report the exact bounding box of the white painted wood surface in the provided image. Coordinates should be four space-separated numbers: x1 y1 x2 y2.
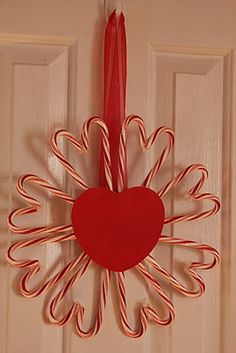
0 1 235 353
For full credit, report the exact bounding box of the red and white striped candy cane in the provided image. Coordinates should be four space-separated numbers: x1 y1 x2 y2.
159 235 220 270
51 117 113 191
118 115 175 191
158 163 208 197
116 267 175 337
146 254 205 297
75 269 110 338
6 233 84 297
47 260 110 338
159 164 221 224
116 272 147 338
7 174 74 235
46 257 92 326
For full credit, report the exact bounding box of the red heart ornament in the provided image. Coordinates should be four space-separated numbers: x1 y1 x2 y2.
72 187 164 272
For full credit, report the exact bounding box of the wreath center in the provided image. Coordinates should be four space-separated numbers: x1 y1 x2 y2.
71 187 165 271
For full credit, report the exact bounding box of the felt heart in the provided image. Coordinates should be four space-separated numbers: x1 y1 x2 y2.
71 187 164 272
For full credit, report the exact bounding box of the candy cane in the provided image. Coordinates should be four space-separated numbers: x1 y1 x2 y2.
158 164 208 197
47 258 92 326
47 262 110 338
118 115 175 191
159 235 220 270
51 117 113 191
7 174 73 235
6 233 86 297
157 163 221 224
116 272 147 338
145 255 205 298
164 192 220 224
116 268 175 337
75 269 110 338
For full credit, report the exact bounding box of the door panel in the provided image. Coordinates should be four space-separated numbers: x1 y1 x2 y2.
0 40 70 353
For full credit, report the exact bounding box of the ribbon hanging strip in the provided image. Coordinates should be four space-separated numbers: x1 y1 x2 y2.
100 11 127 190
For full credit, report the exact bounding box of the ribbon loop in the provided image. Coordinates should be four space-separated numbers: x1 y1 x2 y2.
100 11 127 191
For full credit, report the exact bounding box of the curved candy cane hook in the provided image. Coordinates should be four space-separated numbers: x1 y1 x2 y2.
7 174 74 235
51 117 113 191
47 261 110 338
118 115 175 191
116 268 175 337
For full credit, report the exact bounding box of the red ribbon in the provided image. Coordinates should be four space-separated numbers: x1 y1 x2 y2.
99 11 127 191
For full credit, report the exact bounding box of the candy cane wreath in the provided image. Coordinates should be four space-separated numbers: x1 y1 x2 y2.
7 114 220 338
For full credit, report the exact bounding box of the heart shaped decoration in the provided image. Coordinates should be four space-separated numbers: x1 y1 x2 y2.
72 187 164 271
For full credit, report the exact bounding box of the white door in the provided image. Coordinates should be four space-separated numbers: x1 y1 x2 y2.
0 1 235 353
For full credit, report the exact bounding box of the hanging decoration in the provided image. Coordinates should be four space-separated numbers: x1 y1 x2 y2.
7 11 220 338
